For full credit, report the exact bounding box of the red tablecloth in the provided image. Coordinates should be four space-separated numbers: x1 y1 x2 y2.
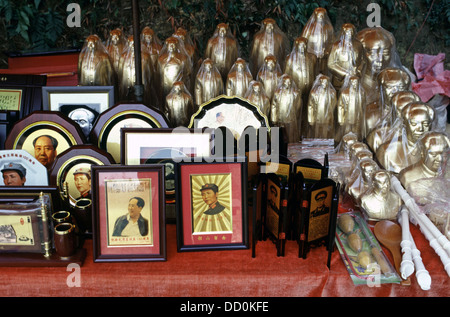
0 222 448 297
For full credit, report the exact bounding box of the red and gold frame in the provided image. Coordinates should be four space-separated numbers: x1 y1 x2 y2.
175 158 248 252
91 165 166 262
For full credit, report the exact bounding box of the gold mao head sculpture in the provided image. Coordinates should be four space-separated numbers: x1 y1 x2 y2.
205 23 239 82
194 58 224 106
391 90 421 119
284 36 317 95
78 34 115 87
165 81 194 128
376 101 435 173
347 157 379 201
378 67 411 106
327 23 364 90
360 170 401 221
399 131 450 189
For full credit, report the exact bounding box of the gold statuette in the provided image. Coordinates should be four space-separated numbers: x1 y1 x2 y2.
165 81 195 128
245 80 271 117
256 55 283 102
194 58 224 106
226 58 253 98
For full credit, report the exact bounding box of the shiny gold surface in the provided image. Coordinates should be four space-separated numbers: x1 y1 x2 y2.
360 170 402 221
250 18 290 76
245 81 270 117
347 157 379 201
337 75 365 141
141 26 163 74
78 34 115 86
398 132 450 189
205 23 239 81
194 58 224 106
256 55 282 102
327 23 364 90
376 102 435 173
165 81 195 127
306 74 336 139
301 7 334 74
270 74 302 143
284 37 317 96
105 28 126 73
226 58 253 98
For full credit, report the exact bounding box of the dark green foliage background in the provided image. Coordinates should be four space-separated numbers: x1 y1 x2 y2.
0 0 448 70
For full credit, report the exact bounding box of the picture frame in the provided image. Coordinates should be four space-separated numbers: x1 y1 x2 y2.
91 165 166 262
175 158 249 252
42 86 115 140
0 149 49 186
0 189 54 255
89 103 169 164
293 153 329 184
4 111 86 170
121 127 213 208
188 95 270 141
263 173 289 256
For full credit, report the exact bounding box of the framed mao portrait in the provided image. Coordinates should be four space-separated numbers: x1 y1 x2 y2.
175 158 248 252
91 165 166 262
4 111 86 170
0 149 48 186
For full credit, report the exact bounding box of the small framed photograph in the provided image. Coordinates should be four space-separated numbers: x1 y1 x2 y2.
42 86 115 140
4 111 86 169
0 189 55 255
175 159 248 252
0 149 48 186
89 103 169 164
91 165 166 262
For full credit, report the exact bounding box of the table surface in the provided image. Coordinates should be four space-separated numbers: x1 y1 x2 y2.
0 219 448 297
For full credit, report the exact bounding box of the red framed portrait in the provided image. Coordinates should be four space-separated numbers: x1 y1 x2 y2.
91 165 166 262
175 159 248 252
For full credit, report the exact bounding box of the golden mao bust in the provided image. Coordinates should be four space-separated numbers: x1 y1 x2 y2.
376 102 435 173
194 58 224 106
346 157 379 202
360 170 402 221
301 7 334 74
306 74 337 139
226 58 253 98
205 23 239 82
327 23 365 90
398 132 450 189
78 34 115 86
250 18 290 76
165 81 195 128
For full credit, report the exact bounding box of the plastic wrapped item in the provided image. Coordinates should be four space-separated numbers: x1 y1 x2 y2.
194 58 224 106
398 131 450 189
300 7 334 74
205 23 239 82
173 27 197 65
78 34 115 86
336 75 366 142
366 90 421 152
364 67 411 138
360 170 402 221
376 102 436 174
335 211 401 285
284 36 317 96
141 26 163 74
165 81 195 127
327 23 365 90
250 18 290 76
226 58 253 98
356 26 402 103
346 157 379 202
105 28 127 73
117 35 154 106
270 74 302 144
256 54 283 102
244 80 270 117
157 36 193 102
306 74 337 140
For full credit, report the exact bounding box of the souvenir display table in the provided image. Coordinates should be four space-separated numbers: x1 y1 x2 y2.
0 220 448 297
